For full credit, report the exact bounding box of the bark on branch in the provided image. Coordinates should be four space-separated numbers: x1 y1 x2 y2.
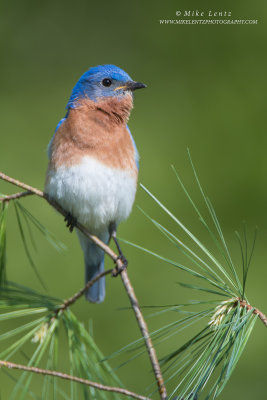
0 360 151 400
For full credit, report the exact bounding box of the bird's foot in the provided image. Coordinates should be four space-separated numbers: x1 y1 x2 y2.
109 222 128 276
64 212 77 233
112 254 128 277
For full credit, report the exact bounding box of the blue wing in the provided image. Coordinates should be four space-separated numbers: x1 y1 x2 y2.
47 115 67 160
126 125 139 169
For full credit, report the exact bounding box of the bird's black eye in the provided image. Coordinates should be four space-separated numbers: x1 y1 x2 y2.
102 78 112 87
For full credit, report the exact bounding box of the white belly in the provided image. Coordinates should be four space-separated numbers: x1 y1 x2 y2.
45 156 137 233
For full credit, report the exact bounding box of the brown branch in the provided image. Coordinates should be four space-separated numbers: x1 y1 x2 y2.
120 270 167 399
0 191 33 202
239 298 267 327
0 171 167 399
0 360 151 400
57 268 114 313
0 173 44 197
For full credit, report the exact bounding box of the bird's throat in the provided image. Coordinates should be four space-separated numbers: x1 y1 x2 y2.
74 94 133 126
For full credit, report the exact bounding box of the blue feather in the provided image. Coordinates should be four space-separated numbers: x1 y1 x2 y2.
67 64 132 107
127 125 139 169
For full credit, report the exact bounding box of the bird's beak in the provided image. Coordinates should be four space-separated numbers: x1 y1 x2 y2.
114 81 147 92
125 81 147 91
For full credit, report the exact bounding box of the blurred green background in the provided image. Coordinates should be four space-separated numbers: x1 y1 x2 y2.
1 0 267 398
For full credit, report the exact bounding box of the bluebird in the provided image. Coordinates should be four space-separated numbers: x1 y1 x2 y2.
45 64 146 303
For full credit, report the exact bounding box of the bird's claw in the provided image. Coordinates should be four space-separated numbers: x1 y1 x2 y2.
112 254 128 277
116 254 128 267
64 212 77 233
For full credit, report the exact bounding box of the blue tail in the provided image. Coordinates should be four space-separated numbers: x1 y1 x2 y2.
77 230 109 303
85 253 105 303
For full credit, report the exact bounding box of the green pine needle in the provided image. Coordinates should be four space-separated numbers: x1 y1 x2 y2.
0 281 122 399
15 202 66 253
14 201 47 290
114 154 259 399
0 202 8 286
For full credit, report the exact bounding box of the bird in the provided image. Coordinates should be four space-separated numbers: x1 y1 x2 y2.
45 64 146 303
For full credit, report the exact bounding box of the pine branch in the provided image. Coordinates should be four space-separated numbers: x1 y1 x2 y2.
0 191 33 202
239 298 267 327
120 268 167 398
56 268 114 313
0 360 150 400
0 171 167 399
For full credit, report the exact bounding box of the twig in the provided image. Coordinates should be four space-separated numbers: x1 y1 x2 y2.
239 298 267 327
57 268 114 312
0 171 167 399
0 173 43 197
120 269 167 399
0 360 151 400
0 191 33 202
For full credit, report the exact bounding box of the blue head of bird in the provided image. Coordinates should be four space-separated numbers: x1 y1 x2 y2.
67 64 146 108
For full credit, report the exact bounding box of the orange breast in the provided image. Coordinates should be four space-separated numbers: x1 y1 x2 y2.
49 96 138 178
